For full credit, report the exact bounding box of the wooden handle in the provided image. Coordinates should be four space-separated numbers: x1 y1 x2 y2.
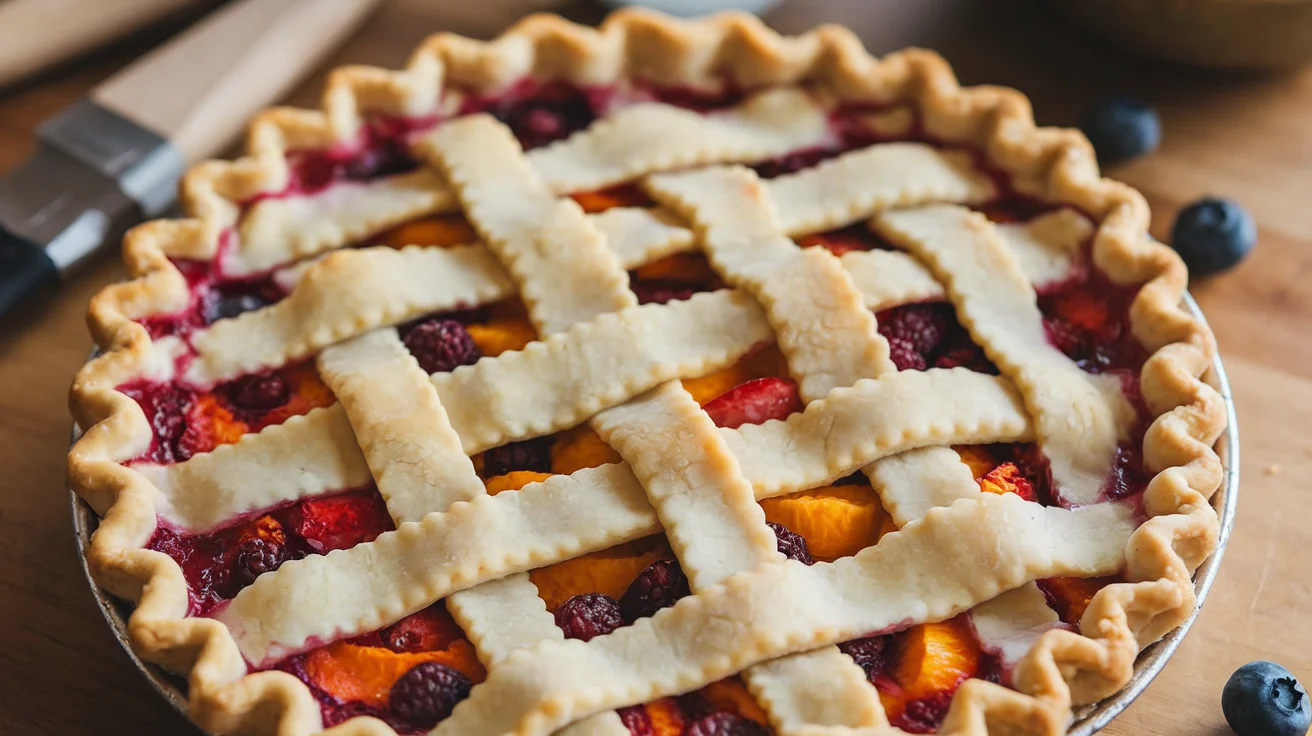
0 0 206 88
92 0 382 163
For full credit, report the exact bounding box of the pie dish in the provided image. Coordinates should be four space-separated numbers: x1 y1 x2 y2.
67 9 1228 736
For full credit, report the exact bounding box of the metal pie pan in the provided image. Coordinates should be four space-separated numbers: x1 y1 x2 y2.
69 292 1239 734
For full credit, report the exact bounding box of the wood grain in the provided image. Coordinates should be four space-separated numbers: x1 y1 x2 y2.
1 1 1308 734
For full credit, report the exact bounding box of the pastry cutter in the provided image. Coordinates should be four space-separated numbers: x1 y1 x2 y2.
0 0 383 316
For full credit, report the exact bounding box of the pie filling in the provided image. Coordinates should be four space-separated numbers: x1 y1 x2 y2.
118 80 1154 734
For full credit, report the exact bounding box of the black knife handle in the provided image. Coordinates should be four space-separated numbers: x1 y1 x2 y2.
0 229 58 316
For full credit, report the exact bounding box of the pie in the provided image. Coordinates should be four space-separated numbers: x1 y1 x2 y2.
68 9 1227 736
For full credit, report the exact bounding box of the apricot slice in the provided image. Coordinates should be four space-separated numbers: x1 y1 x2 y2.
760 484 886 562
303 639 485 707
383 215 478 249
466 318 536 357
571 185 652 213
892 618 980 700
1039 576 1117 626
953 445 998 479
700 677 771 723
530 545 671 611
681 361 759 406
642 697 687 736
633 253 717 285
551 426 621 475
484 471 554 495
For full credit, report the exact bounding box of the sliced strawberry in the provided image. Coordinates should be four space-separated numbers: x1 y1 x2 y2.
295 490 394 553
703 377 803 429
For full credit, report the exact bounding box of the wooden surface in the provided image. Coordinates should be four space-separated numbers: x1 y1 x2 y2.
1 1 1308 733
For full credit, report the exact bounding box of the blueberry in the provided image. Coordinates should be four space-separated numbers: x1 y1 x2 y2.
1222 661 1311 736
1171 197 1257 275
1079 96 1161 164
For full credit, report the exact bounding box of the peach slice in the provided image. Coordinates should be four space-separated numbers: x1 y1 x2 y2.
1039 576 1118 626
303 639 485 707
550 426 621 475
641 697 687 736
953 445 998 479
700 677 771 724
383 215 478 249
530 543 671 611
633 253 717 285
760 484 887 562
570 185 652 214
484 471 554 495
892 618 980 701
466 318 537 357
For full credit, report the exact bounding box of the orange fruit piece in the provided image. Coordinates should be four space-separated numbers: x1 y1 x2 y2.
303 639 485 707
643 697 687 736
953 445 998 479
1040 576 1117 626
700 677 770 723
262 363 336 428
484 471 554 495
571 185 652 213
530 543 670 611
977 462 1038 502
893 618 980 700
551 426 622 474
760 484 886 562
466 318 537 357
383 215 478 249
682 361 759 406
633 253 717 285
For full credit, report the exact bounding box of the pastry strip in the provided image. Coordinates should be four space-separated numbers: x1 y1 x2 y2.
873 205 1134 504
316 329 484 521
433 493 1134 736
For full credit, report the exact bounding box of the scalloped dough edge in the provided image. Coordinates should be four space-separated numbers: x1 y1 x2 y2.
66 9 1225 736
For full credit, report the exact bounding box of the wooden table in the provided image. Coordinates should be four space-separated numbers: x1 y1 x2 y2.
1 1 1307 733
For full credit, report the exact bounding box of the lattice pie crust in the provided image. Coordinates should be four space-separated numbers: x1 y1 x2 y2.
68 10 1226 736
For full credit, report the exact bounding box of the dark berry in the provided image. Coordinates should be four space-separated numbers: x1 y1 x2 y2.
685 712 769 736
554 593 623 642
934 345 996 373
767 521 813 565
206 291 270 323
620 560 691 623
1079 96 1161 165
752 147 834 179
290 154 337 194
481 436 553 476
234 537 286 585
1170 197 1257 276
403 318 481 374
388 662 473 729
886 335 927 372
894 692 954 733
227 373 290 413
838 636 890 680
617 705 654 736
1222 661 1311 736
632 282 696 305
343 139 414 181
1103 443 1150 501
878 304 950 355
490 84 597 149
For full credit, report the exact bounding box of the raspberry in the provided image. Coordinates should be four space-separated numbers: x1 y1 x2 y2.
620 560 691 623
886 335 927 372
554 593 623 642
295 491 393 553
894 692 953 733
767 521 813 565
403 318 481 374
878 304 950 355
702 377 803 429
481 436 554 476
234 537 286 585
934 345 995 373
685 712 769 736
632 281 696 305
388 662 473 729
617 705 654 736
838 635 890 680
226 373 290 413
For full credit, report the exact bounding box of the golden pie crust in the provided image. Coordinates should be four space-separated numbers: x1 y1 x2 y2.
67 9 1225 736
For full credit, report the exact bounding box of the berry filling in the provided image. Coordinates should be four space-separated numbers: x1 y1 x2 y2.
113 80 1169 734
147 488 392 616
